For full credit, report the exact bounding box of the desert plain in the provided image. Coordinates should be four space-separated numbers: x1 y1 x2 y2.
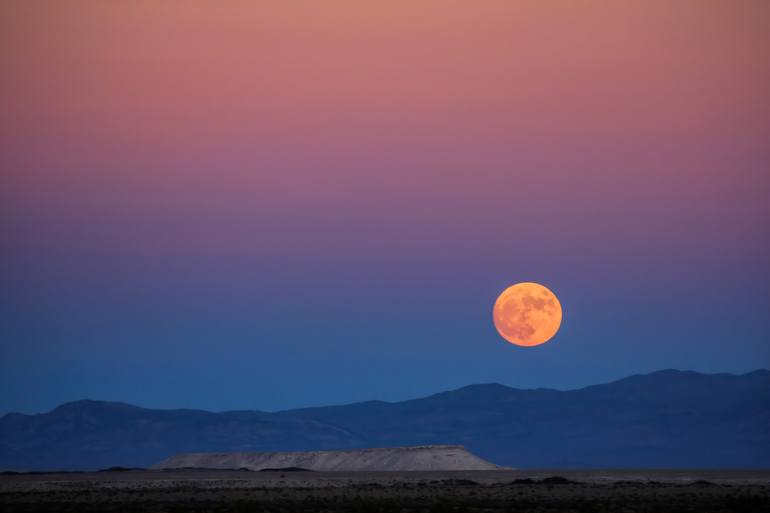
2 468 769 513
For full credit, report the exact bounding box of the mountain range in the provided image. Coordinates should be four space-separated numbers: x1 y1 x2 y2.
1 369 768 470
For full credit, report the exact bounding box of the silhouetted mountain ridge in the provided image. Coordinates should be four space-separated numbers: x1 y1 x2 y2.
1 370 768 470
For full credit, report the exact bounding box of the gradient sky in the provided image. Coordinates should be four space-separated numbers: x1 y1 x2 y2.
2 1 769 414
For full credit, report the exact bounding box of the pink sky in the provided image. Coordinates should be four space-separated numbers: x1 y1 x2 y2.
1 1 769 411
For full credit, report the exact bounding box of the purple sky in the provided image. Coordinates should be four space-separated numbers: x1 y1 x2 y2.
2 0 769 413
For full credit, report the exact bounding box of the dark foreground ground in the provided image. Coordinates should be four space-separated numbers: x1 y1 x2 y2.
2 469 769 513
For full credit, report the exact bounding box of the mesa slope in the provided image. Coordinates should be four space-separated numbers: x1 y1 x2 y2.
153 445 501 471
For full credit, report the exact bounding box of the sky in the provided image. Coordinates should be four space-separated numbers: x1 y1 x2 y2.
1 0 769 414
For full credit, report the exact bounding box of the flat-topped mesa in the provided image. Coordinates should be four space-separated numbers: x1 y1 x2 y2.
152 445 501 472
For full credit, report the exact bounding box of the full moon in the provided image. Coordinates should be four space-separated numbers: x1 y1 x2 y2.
493 282 562 347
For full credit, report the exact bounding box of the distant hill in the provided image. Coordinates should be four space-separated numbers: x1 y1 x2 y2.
153 445 501 471
1 369 768 470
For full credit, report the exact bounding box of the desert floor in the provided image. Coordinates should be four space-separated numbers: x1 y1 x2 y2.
2 468 769 512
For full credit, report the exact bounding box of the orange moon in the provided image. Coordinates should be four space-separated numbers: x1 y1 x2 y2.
493 282 562 347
